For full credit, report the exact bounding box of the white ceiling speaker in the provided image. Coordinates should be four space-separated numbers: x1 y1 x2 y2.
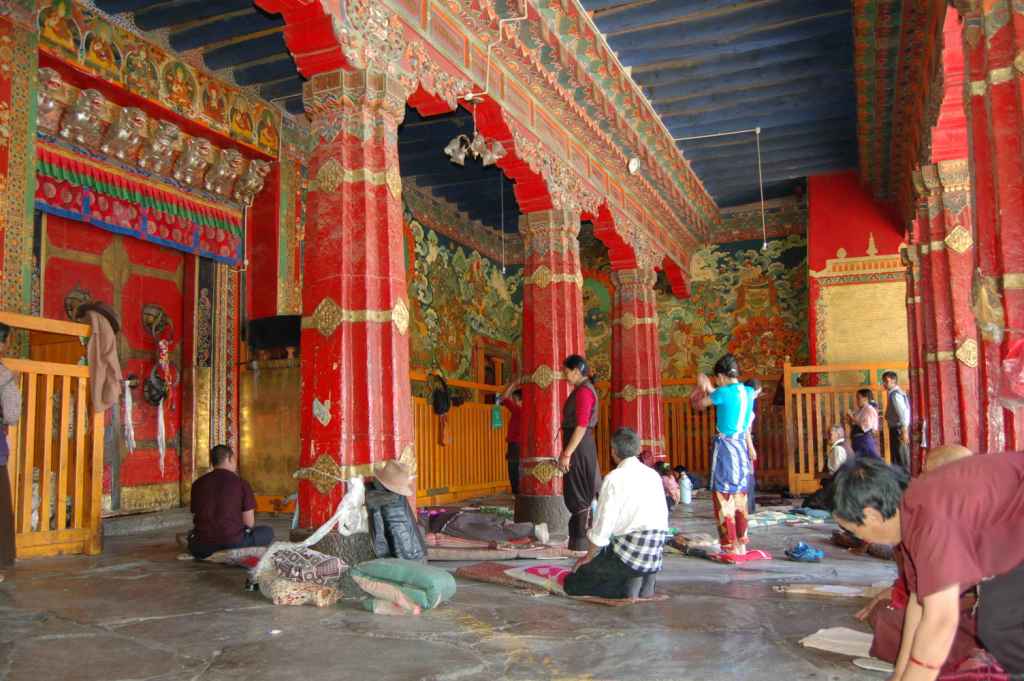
627 157 640 175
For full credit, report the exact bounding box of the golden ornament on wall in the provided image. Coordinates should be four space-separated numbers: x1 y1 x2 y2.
526 459 563 485
304 297 344 337
944 226 974 254
955 338 979 369
529 364 557 390
397 443 417 476
294 454 344 495
386 165 402 199
312 158 345 193
392 298 410 335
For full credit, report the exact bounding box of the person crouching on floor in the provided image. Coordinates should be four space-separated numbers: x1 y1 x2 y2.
188 445 274 559
564 428 668 600
832 451 1024 680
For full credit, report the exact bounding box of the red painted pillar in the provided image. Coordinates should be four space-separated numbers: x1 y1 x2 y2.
921 165 960 445
936 160 981 452
516 208 584 531
296 69 414 527
912 172 942 449
610 264 664 462
903 239 925 467
961 10 1006 453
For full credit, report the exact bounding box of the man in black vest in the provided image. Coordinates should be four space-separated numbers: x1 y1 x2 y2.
882 371 911 473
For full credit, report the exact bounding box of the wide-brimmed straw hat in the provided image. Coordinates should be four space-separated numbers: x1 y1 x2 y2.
374 460 414 497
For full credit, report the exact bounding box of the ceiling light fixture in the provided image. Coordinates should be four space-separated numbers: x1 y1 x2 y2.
627 157 640 175
444 131 506 167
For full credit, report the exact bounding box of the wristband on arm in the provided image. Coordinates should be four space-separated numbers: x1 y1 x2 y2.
909 655 941 671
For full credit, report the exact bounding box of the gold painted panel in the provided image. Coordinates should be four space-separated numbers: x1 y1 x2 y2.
238 360 301 497
120 482 180 512
821 281 909 371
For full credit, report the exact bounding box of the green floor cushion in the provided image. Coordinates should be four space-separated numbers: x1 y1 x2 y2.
350 558 456 609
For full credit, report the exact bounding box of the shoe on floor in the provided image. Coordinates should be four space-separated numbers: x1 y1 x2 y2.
785 542 824 562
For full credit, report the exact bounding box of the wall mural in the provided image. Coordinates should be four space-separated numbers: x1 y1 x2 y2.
36 0 280 157
659 235 809 380
406 210 523 381
579 225 613 383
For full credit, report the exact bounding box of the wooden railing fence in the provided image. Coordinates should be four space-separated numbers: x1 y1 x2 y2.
783 361 908 493
0 311 104 558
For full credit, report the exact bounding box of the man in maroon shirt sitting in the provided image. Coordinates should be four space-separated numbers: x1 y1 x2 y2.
188 445 274 559
832 453 1024 681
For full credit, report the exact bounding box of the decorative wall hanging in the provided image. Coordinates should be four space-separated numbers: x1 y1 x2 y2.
141 303 179 476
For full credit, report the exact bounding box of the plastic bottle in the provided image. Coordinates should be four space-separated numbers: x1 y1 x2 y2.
681 474 693 505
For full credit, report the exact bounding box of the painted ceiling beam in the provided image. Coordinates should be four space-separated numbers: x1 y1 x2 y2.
620 13 850 72
677 117 856 151
259 76 303 101
398 122 473 145
692 148 859 180
282 95 304 116
92 0 167 14
595 0 772 36
645 58 852 107
169 11 284 52
602 0 849 53
683 136 858 163
661 94 853 131
203 33 287 70
641 35 852 96
232 56 298 86
653 78 853 118
667 103 854 139
714 181 800 207
702 160 857 188
134 0 255 30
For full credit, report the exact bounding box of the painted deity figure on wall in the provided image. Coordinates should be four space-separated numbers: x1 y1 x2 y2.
83 22 121 81
658 236 808 380
230 100 254 143
257 110 278 152
202 81 227 125
124 50 159 99
162 61 196 115
38 0 80 57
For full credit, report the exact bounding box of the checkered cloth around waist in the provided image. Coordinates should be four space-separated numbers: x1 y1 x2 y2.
611 529 667 574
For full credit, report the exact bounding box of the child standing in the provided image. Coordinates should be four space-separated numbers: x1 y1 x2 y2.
697 354 756 555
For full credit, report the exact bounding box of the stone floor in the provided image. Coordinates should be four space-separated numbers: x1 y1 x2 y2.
0 496 897 681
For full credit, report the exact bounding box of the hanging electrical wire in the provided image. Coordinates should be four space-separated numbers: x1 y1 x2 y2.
500 173 506 274
673 127 769 249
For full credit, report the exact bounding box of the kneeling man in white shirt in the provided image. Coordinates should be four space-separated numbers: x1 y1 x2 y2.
564 427 669 600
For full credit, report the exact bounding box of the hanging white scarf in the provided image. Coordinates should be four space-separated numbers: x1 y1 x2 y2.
156 400 166 477
122 381 136 452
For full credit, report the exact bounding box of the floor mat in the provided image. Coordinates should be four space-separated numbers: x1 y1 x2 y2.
681 547 772 564
799 627 873 658
428 546 576 561
775 584 888 599
454 562 669 607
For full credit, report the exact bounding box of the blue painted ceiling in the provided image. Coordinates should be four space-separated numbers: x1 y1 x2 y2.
96 0 858 226
579 0 858 207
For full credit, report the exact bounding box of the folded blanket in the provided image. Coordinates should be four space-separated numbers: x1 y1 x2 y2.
178 546 267 568
271 547 346 585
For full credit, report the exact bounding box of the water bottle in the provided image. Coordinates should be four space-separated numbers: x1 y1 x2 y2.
681 475 693 505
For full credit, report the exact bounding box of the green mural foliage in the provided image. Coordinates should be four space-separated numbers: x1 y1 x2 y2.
583 275 613 381
659 235 809 379
406 216 523 380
